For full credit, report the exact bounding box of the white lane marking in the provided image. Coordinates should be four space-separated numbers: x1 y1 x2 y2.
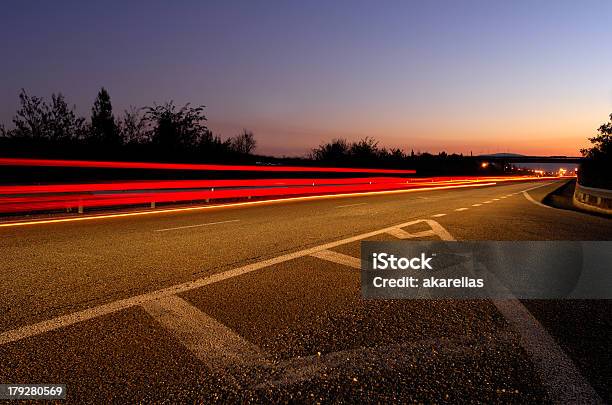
521 181 561 209
454 207 469 212
422 220 456 241
335 203 367 209
500 196 507 199
0 219 447 346
483 201 493 204
472 203 482 207
311 250 361 269
387 228 414 239
493 198 500 201
492 298 601 403
521 181 557 193
431 213 446 217
522 191 553 209
387 228 439 239
142 295 269 371
155 219 240 232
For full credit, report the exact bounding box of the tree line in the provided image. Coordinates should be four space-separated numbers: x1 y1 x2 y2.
1 87 545 177
0 88 489 173
579 112 612 188
0 88 256 161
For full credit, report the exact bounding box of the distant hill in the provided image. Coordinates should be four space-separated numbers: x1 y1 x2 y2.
478 153 526 157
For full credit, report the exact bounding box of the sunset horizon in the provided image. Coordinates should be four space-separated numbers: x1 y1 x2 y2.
1 1 610 158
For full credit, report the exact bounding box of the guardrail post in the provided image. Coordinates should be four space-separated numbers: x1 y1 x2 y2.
78 205 83 214
151 202 156 209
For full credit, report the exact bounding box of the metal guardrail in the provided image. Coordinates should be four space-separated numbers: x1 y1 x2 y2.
0 158 560 215
573 183 612 215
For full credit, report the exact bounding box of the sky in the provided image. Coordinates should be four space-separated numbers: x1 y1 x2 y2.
1 0 611 157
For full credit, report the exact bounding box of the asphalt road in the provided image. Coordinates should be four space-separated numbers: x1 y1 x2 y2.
1 179 611 403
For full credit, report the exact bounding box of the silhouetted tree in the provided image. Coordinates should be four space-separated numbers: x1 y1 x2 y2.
350 137 380 161
9 89 85 142
230 129 257 154
9 90 49 139
197 129 233 157
579 112 612 188
311 138 350 161
118 106 148 145
91 87 120 146
581 112 612 159
145 102 208 154
48 93 87 142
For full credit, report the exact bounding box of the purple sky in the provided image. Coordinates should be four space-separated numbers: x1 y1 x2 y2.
1 1 611 156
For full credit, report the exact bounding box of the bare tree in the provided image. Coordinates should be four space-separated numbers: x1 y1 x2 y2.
230 129 257 154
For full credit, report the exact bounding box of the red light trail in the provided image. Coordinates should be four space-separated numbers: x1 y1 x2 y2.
0 158 416 174
0 176 560 214
0 157 566 217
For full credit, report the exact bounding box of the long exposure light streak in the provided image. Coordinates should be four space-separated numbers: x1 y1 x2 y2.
0 158 417 174
0 182 499 227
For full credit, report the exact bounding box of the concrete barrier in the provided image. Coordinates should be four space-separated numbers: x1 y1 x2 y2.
573 183 612 215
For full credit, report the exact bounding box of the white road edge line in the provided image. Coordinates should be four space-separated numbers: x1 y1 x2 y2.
491 296 601 403
521 180 560 209
155 219 240 232
0 182 498 228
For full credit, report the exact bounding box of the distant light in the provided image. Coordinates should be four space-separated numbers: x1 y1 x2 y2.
481 162 489 168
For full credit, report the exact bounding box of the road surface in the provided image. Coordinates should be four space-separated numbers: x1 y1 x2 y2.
1 179 611 403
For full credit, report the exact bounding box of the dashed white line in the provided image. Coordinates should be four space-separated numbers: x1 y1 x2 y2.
493 198 500 201
521 180 560 209
455 208 469 212
472 203 482 207
483 201 493 204
431 213 446 217
335 203 367 209
155 219 240 232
